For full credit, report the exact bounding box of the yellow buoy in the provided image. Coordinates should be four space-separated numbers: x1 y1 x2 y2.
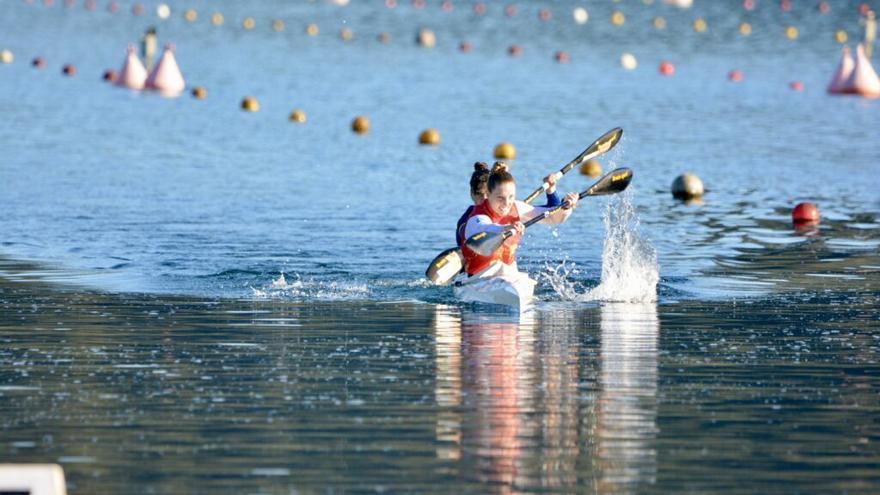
242 17 255 30
272 19 285 32
693 18 707 33
739 22 752 36
241 96 260 112
417 28 436 48
352 115 370 134
611 11 625 26
184 8 197 22
785 26 798 40
0 49 13 64
305 23 319 36
493 142 516 160
340 28 353 41
579 159 602 178
211 12 224 26
418 128 440 146
289 110 307 123
191 86 207 99
835 30 848 44
653 16 666 29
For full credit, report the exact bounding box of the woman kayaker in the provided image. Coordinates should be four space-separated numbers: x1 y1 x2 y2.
460 162 578 278
456 162 563 247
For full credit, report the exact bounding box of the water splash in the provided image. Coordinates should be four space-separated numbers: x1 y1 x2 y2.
251 273 370 301
545 192 659 303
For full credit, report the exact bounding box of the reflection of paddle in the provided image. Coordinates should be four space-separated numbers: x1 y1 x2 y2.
522 127 623 204
425 128 624 286
464 168 633 257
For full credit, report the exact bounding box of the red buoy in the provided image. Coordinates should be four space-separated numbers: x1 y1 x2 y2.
504 4 517 17
816 1 830 14
384 0 396 8
728 70 743 82
32 56 45 68
84 0 95 10
554 51 569 63
743 0 755 11
441 0 453 12
107 1 119 13
459 40 472 53
789 81 804 91
507 44 522 57
659 61 675 76
102 69 118 82
792 202 820 224
131 3 143 15
538 8 551 21
62 63 76 76
858 3 870 16
780 0 792 12
411 0 425 10
473 2 486 15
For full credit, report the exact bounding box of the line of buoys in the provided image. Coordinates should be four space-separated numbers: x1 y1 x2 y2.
671 173 704 200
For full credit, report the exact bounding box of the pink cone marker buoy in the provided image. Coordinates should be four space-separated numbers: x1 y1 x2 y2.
843 43 880 98
792 202 820 224
145 43 185 95
827 45 854 94
116 44 147 89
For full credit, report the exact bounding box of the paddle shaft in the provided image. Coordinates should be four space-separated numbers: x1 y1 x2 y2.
522 127 623 204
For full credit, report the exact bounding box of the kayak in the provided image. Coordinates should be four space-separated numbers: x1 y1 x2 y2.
453 264 536 310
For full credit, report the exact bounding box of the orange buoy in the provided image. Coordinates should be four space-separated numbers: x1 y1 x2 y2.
62 63 76 76
792 202 819 224
289 109 306 123
789 81 804 91
728 70 743 82
554 51 570 63
191 86 207 99
418 128 440 145
241 96 260 112
352 115 370 134
507 44 522 57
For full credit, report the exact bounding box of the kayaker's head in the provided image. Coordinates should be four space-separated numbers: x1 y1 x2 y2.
470 162 490 204
487 161 516 216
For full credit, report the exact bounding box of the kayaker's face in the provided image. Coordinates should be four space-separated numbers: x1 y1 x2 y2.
488 181 516 216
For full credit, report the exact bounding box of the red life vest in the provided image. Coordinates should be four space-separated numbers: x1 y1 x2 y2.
460 200 521 276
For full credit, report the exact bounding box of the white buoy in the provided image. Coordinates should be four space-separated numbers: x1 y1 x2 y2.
620 53 637 70
573 7 588 25
145 43 185 95
843 43 880 97
827 45 854 94
116 44 148 90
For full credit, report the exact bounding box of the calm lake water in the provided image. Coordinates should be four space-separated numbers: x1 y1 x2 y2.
1 0 879 493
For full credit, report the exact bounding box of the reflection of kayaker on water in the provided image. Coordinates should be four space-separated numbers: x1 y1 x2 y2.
460 162 579 278
456 162 563 247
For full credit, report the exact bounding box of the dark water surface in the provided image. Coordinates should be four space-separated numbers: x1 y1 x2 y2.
1 264 878 493
2 0 880 493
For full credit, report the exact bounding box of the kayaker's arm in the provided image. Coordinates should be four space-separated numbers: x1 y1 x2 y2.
543 190 561 207
516 199 574 225
463 214 508 241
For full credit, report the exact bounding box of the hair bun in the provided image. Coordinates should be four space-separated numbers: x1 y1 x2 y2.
473 161 489 172
491 161 508 173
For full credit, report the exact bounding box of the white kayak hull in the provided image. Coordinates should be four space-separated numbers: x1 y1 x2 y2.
453 272 536 310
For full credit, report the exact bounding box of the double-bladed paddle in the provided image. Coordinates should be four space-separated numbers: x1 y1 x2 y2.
463 168 633 257
425 127 624 286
